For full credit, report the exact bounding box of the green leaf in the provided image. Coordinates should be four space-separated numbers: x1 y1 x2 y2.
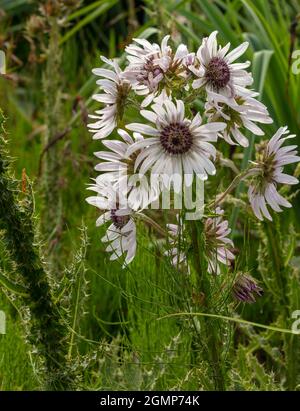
60 0 119 45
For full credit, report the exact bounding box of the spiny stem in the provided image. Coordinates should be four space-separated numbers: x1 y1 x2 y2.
0 113 75 390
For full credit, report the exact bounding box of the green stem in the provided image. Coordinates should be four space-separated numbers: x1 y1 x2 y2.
189 220 226 391
264 222 288 309
138 212 168 237
158 312 296 335
263 221 297 390
0 115 74 390
42 18 63 251
210 168 252 209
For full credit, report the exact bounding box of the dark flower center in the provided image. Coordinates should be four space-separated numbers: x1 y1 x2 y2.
254 144 276 193
137 56 163 87
205 57 230 90
160 122 193 155
110 209 130 229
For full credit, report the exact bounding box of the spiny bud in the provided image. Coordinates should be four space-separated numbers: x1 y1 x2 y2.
232 273 263 304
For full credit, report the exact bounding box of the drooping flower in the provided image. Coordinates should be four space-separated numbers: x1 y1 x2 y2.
204 207 235 274
126 98 226 187
94 129 160 210
232 273 263 303
205 91 273 147
165 208 234 275
123 36 191 107
191 31 253 98
248 126 300 221
88 56 131 139
86 184 136 266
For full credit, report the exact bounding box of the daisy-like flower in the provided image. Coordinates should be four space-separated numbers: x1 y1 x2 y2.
86 184 136 266
248 126 300 221
126 98 226 187
191 31 253 98
204 207 235 274
94 129 160 210
123 36 191 107
205 91 273 147
165 209 234 275
232 273 263 304
88 56 131 139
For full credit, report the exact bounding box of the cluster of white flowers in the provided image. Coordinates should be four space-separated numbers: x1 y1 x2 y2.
86 31 300 273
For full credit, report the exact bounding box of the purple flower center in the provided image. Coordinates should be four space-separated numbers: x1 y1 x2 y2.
160 122 193 155
206 57 230 90
136 56 163 89
110 209 130 229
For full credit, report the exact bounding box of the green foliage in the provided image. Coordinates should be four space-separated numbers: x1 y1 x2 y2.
0 0 300 392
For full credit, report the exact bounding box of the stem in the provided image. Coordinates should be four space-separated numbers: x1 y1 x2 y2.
138 212 168 237
0 117 75 390
159 312 295 335
263 220 297 390
264 222 288 309
42 18 63 251
210 168 252 209
189 220 226 391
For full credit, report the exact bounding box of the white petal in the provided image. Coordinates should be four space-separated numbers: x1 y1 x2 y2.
225 42 249 63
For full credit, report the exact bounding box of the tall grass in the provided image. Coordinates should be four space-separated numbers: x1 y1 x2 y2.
0 0 300 391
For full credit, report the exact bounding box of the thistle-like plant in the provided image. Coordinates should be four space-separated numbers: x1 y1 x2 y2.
0 110 78 389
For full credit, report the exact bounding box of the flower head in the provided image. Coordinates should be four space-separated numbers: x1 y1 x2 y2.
88 56 131 139
232 273 263 303
126 97 226 187
123 36 191 107
204 207 235 274
86 183 136 266
248 127 300 221
205 91 272 147
191 31 252 98
165 208 234 275
94 129 159 210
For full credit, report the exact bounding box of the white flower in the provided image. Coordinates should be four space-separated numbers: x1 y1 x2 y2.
205 207 235 274
88 56 130 139
126 97 226 187
248 126 300 221
123 36 191 107
165 208 234 274
191 31 253 98
86 184 136 266
94 129 160 210
205 91 273 147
